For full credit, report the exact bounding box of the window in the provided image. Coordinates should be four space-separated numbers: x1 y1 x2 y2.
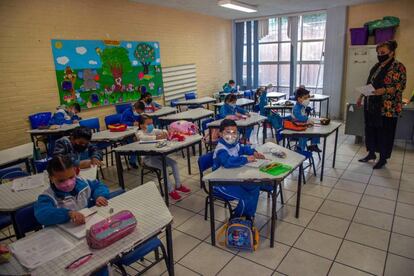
237 12 327 94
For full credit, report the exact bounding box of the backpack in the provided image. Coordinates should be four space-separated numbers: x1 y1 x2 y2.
283 120 307 131
168 120 198 136
217 217 259 251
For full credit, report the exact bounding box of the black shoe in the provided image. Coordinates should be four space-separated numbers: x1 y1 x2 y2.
373 159 387 169
129 163 139 169
358 153 376 162
308 144 322 153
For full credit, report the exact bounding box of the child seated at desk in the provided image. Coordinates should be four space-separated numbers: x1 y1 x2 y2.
53 126 103 169
49 103 81 126
136 114 191 200
292 88 321 152
34 155 109 226
219 94 252 142
140 92 161 113
213 119 266 220
222 80 237 93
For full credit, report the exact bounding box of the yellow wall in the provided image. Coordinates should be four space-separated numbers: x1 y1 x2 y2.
0 0 232 150
346 0 414 99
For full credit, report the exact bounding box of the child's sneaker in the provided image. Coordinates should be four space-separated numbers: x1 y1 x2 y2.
176 185 191 193
169 190 182 200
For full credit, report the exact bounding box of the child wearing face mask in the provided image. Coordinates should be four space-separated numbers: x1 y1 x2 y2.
34 155 109 226
212 119 266 220
53 126 103 169
222 80 237 93
139 92 162 113
136 114 191 200
292 88 321 152
49 103 82 126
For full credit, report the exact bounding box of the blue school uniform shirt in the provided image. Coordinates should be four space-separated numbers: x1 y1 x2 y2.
53 136 103 166
292 102 309 122
258 91 268 116
222 83 237 93
34 177 109 226
218 103 248 119
49 108 81 125
213 138 256 170
120 107 140 126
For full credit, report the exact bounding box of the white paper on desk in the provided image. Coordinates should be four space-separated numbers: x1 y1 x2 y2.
9 228 75 270
58 208 104 239
245 159 270 168
79 166 98 180
11 174 45 192
355 84 375 96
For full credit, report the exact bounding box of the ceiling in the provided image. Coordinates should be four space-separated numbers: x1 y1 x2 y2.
130 0 383 20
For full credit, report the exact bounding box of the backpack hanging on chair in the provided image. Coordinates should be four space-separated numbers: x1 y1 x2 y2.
217 217 259 251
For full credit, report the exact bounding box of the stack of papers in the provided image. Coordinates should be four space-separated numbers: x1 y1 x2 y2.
11 174 46 192
355 84 375 96
58 208 105 239
9 228 75 269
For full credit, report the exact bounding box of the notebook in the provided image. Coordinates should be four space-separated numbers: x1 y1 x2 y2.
58 208 105 239
11 173 46 192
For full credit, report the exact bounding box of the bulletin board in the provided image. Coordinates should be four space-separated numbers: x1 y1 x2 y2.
51 39 164 109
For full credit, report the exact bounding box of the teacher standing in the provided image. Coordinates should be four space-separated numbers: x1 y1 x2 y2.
357 40 407 169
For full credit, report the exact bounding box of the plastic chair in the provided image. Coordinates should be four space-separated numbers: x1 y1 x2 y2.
15 204 42 238
28 112 52 129
109 189 125 199
0 170 29 183
79 117 100 133
115 103 132 114
0 167 23 183
170 99 179 107
184 92 197 100
104 114 122 128
244 90 253 100
198 153 234 220
295 149 317 184
34 158 51 173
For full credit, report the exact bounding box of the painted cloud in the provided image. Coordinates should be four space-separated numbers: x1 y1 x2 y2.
89 60 98 65
56 56 69 65
76 46 87 55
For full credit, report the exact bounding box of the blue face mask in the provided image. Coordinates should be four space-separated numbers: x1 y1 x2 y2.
230 103 236 108
146 124 154 133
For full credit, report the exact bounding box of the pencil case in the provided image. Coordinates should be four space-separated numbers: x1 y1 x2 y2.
108 124 128 132
86 210 137 249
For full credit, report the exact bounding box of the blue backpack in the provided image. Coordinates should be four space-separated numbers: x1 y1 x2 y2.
218 217 259 251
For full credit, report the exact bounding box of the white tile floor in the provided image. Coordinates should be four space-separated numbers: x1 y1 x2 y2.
2 123 414 276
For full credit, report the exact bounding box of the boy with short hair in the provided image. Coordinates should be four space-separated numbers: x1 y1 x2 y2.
139 92 162 113
49 103 82 126
223 80 237 93
120 101 145 126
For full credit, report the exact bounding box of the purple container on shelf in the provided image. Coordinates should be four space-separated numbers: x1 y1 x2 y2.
375 27 395 44
350 27 368 45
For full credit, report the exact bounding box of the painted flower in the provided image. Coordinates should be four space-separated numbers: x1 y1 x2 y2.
384 100 392 109
384 76 392 84
87 101 92 108
149 82 155 90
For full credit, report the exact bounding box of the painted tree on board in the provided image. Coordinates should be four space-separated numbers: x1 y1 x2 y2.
97 47 132 92
134 43 155 74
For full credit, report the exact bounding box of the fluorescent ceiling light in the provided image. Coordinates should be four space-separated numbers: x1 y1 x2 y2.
218 0 257 13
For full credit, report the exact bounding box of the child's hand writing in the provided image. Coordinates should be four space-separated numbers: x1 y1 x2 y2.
95 196 108 207
247 156 256 162
254 152 265 159
91 158 103 166
69 211 85 225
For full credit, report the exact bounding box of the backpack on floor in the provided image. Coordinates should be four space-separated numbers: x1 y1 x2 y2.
217 217 259 251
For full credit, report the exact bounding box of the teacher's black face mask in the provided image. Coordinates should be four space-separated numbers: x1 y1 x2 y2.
377 54 389 63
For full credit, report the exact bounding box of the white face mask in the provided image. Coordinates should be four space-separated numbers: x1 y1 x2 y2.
223 130 239 145
133 111 140 116
302 99 310 107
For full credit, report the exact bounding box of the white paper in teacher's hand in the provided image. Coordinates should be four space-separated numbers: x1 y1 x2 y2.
355 84 375 96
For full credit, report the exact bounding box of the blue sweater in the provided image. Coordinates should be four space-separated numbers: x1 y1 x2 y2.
53 136 103 166
49 108 81 125
213 138 256 170
223 83 237 93
218 103 248 119
34 178 109 226
120 107 140 126
292 102 308 122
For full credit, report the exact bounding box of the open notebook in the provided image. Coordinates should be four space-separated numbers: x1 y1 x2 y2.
58 208 104 239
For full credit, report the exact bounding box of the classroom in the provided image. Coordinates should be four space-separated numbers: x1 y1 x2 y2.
0 0 413 275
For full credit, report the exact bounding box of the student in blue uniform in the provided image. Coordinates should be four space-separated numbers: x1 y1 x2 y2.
34 155 109 226
292 88 321 152
139 92 162 113
53 126 103 169
49 103 81 126
212 119 265 220
219 94 252 142
120 101 145 168
222 80 237 93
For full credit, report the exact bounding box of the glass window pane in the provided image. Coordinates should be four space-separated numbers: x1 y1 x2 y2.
278 87 290 94
259 44 278 62
302 13 326 40
296 65 301 87
300 64 322 87
243 45 247 62
279 64 290 86
280 17 290 41
259 64 277 86
317 64 324 88
242 65 247 86
298 16 303 41
280 43 291 61
259 18 278 43
302 41 324 61
297 42 301 61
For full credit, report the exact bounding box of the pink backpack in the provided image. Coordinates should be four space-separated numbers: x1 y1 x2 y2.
168 120 198 136
86 210 137 249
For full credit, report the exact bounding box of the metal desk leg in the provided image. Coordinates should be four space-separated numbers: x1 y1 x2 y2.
30 158 36 174
326 98 330 118
319 101 322 118
24 158 31 174
162 155 170 206
186 147 191 175
320 137 327 182
198 141 202 156
165 224 175 276
296 164 303 218
262 121 267 144
115 152 125 190
270 181 277 248
209 127 213 151
11 212 23 239
209 182 216 246
333 129 339 168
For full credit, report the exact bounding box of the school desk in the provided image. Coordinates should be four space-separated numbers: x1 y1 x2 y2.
0 168 98 239
0 143 34 174
310 94 330 118
264 100 294 116
0 181 175 276
203 142 305 248
158 108 214 131
281 121 342 182
266 92 288 102
146 106 177 118
174 96 216 111
213 98 255 114
113 134 203 206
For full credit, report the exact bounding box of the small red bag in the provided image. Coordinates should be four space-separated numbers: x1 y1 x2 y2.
108 124 128 132
283 120 307 131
